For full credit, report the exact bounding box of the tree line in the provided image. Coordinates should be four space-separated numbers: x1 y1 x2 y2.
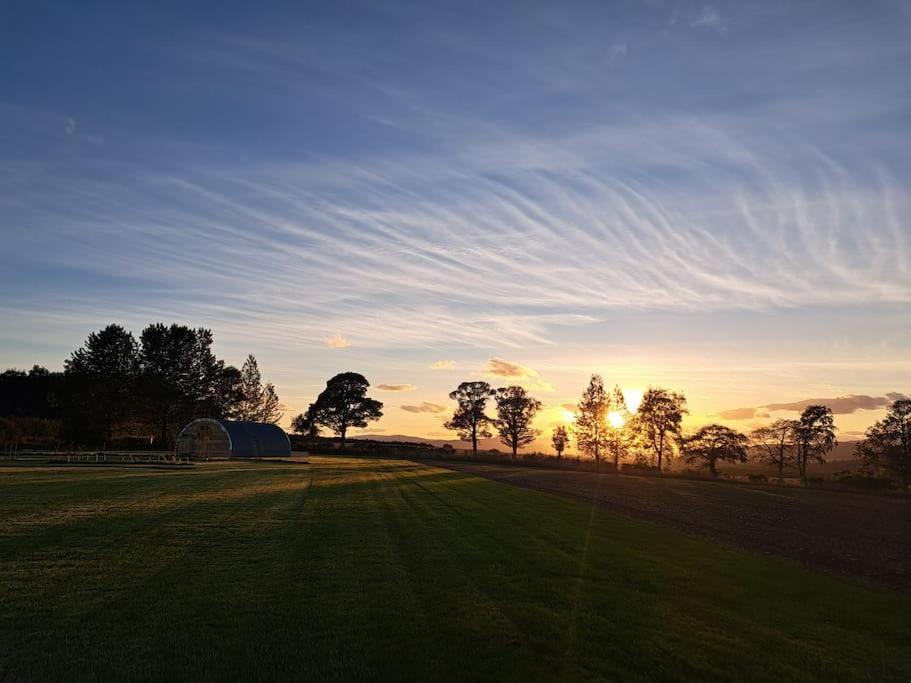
413 374 909 489
0 323 282 449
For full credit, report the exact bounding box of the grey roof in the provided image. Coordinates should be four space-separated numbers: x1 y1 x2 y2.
219 420 291 457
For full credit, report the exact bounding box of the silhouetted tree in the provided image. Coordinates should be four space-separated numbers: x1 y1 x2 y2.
751 419 798 484
138 324 228 447
444 381 494 456
575 375 611 470
856 399 910 491
682 424 748 477
552 425 569 459
291 403 321 439
231 354 282 424
64 324 139 444
793 405 837 484
633 387 687 472
606 385 632 469
312 372 383 449
493 386 541 459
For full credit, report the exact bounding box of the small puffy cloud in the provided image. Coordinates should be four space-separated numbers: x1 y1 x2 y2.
482 357 555 392
65 117 77 136
430 360 456 370
607 42 628 63
377 383 416 392
401 402 446 414
326 333 349 349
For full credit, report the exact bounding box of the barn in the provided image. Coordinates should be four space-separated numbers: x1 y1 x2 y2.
177 419 291 459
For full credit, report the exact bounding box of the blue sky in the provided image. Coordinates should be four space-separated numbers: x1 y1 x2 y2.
2 0 910 441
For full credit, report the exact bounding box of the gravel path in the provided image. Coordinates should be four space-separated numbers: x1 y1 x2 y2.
432 460 911 590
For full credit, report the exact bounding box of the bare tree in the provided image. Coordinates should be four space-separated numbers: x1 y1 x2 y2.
311 372 383 449
751 419 797 484
575 375 610 470
856 399 911 491
493 386 541 459
682 424 748 477
444 381 495 456
793 405 837 484
552 425 570 459
633 387 687 472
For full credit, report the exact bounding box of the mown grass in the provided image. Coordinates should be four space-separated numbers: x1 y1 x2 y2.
0 457 908 681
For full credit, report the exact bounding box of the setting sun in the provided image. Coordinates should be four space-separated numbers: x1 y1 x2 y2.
608 410 625 429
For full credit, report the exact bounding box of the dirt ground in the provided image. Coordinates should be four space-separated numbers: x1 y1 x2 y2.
433 460 911 590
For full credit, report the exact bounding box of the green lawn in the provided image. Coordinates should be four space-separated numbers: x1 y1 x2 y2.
0 457 908 681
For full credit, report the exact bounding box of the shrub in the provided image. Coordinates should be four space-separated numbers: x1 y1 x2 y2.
747 473 768 483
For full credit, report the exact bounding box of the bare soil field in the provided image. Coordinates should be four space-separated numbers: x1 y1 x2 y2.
432 460 911 590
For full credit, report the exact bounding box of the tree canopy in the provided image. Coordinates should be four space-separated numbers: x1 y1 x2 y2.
444 381 495 455
311 372 383 449
683 424 748 477
493 386 542 459
856 399 911 490
632 387 687 471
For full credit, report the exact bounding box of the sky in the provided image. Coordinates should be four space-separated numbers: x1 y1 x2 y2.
2 0 910 446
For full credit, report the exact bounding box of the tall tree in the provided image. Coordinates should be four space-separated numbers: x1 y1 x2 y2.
633 387 687 472
231 354 282 424
311 372 383 449
575 375 610 470
552 425 569 459
138 324 225 447
793 405 837 484
64 324 139 444
682 424 749 477
444 381 494 456
855 399 911 491
750 419 798 484
493 386 542 459
606 385 632 469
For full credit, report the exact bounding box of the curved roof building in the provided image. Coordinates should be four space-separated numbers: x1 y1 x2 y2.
177 419 291 459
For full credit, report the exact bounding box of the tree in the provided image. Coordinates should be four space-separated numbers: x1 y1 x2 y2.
63 324 140 444
633 387 687 472
552 425 569 459
231 354 282 424
793 405 837 484
575 375 611 470
750 419 797 484
291 403 321 439
682 424 748 477
606 385 632 468
493 386 541 459
311 372 383 449
444 381 494 456
138 324 228 447
855 399 911 491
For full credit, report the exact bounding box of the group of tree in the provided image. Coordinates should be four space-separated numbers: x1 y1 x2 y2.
1 323 282 449
440 381 543 459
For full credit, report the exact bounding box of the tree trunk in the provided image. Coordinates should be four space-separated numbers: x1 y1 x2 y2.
471 424 478 456
709 458 717 477
340 427 347 451
778 460 784 485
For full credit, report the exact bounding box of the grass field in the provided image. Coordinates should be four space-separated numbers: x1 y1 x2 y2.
1 457 908 681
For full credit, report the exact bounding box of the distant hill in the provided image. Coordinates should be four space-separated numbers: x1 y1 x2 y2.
354 433 863 460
